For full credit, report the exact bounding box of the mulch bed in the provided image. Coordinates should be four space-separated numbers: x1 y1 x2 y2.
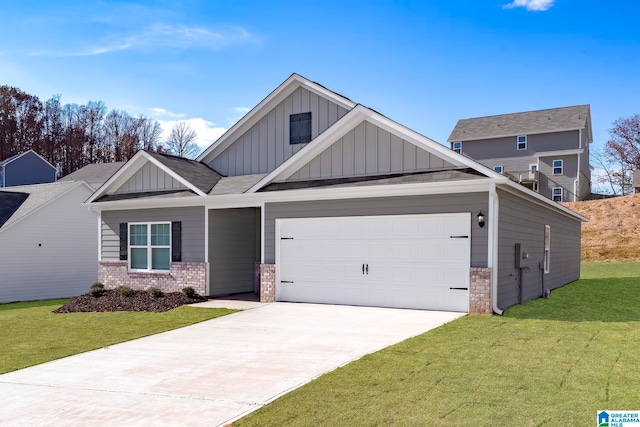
54 289 206 313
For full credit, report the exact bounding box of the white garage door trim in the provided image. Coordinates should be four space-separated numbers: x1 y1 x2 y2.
275 213 471 312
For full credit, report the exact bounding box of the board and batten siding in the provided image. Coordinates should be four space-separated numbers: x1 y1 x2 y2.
101 207 206 263
114 162 186 194
209 86 349 176
496 189 581 309
208 208 260 296
285 121 455 181
0 185 97 303
264 193 489 267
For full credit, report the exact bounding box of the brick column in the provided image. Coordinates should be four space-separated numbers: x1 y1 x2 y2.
469 267 492 314
259 264 276 302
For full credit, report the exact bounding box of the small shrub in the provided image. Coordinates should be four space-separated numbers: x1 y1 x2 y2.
148 287 164 298
90 283 105 298
182 287 196 298
116 285 134 298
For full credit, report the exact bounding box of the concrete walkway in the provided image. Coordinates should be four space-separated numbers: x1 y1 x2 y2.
0 302 464 426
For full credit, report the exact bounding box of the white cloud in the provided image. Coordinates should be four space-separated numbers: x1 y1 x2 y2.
157 117 227 149
150 107 186 119
234 106 251 113
503 0 555 11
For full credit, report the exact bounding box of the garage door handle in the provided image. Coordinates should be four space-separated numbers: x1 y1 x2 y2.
449 287 468 290
450 235 469 239
281 280 294 284
281 237 294 240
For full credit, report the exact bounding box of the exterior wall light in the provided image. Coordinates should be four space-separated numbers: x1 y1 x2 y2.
477 211 485 228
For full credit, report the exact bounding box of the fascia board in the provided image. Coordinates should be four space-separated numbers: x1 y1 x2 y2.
88 178 495 212
498 180 588 222
535 149 583 157
197 74 356 163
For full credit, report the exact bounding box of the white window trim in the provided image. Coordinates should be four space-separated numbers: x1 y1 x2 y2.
128 221 172 273
494 165 504 174
517 135 527 150
529 163 538 172
553 159 563 175
453 141 462 154
552 187 563 202
544 225 551 274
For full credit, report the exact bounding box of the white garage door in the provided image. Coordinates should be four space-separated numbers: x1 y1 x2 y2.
276 213 470 312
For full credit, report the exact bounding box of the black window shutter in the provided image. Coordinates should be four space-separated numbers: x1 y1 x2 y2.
290 112 312 144
172 221 182 262
119 223 128 260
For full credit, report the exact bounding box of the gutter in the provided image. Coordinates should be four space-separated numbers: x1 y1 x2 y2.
488 183 503 315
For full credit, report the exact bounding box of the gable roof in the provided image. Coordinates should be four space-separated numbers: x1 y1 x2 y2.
87 150 222 203
448 105 591 142
59 162 125 188
247 104 506 193
0 181 90 231
0 149 56 171
0 191 29 228
197 73 357 164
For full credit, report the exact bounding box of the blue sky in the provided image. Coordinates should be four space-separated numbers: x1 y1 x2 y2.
1 0 639 156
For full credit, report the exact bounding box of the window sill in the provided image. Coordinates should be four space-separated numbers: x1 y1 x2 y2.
128 269 171 274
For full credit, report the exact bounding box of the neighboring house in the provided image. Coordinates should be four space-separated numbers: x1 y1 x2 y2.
59 162 126 189
0 150 57 187
86 74 586 314
447 105 593 202
0 181 97 303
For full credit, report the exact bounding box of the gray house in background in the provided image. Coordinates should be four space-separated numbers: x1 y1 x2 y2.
86 74 586 314
0 150 57 187
447 105 593 202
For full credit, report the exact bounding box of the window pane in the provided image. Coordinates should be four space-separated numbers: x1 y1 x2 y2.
290 112 312 144
130 224 147 246
151 223 170 246
131 248 148 269
152 248 170 270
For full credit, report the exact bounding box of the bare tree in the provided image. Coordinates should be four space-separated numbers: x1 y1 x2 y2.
165 121 199 158
602 114 640 196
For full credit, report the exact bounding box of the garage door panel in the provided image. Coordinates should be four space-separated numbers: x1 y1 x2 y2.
278 214 470 312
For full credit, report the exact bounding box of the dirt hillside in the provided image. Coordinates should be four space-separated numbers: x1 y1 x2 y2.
564 193 640 262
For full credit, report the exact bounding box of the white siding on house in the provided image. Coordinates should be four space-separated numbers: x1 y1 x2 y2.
114 162 186 194
210 86 349 176
285 121 455 181
0 185 98 303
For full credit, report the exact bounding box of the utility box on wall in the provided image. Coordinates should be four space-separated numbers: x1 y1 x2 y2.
514 243 529 269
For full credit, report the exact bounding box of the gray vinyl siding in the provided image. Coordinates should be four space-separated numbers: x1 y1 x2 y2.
539 155 578 201
459 131 579 160
286 121 455 181
264 193 489 267
2 152 56 187
497 189 581 310
208 208 260 296
476 156 538 175
210 87 349 176
101 207 205 262
579 130 592 199
114 162 186 194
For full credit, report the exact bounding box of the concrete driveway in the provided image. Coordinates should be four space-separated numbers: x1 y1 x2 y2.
0 302 464 426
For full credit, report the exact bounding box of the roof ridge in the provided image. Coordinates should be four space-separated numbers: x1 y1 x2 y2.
459 104 590 121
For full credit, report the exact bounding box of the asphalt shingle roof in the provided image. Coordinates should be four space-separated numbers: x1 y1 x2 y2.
0 191 29 228
447 105 590 142
59 162 125 188
144 151 222 194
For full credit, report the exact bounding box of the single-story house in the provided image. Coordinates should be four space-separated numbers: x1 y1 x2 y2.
86 74 586 314
0 150 57 187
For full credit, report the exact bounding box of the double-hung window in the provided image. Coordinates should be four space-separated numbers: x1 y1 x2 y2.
129 223 171 271
452 141 462 154
494 165 504 174
552 188 563 202
517 135 527 150
553 159 563 175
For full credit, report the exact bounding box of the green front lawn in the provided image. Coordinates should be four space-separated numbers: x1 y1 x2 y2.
235 262 640 426
0 299 236 374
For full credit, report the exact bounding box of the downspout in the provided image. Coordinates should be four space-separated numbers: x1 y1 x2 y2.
489 183 503 315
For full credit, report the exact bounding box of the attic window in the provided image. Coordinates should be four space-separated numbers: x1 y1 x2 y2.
517 135 527 150
290 112 312 145
452 141 462 154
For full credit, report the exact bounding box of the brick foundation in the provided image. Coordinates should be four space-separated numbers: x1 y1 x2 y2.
98 261 207 296
259 264 276 302
469 267 492 314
